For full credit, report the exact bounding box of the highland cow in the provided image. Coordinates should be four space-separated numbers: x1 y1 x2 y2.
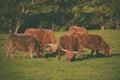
58 34 79 61
24 28 57 53
75 34 112 57
6 34 45 59
69 26 88 36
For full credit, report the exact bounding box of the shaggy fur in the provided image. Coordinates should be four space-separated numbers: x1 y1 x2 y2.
75 33 112 57
6 34 45 59
58 34 78 61
65 51 75 62
24 28 57 53
69 26 88 36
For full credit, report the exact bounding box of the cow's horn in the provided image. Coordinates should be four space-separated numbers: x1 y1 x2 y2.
47 44 52 46
60 46 68 52
73 51 79 54
47 43 59 46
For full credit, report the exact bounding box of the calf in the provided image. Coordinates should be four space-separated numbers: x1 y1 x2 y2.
6 34 45 59
75 34 112 57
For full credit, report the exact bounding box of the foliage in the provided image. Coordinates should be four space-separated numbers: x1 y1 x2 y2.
0 0 120 33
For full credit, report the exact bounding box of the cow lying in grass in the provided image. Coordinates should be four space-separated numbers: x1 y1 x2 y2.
75 33 112 57
6 34 45 59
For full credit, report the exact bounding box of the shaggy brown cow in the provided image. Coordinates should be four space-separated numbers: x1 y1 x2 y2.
75 34 112 57
24 28 57 53
69 26 88 36
6 34 45 59
58 33 79 61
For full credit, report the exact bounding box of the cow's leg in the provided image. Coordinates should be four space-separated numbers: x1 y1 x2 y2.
96 50 99 57
6 46 12 58
78 45 83 57
23 52 27 59
29 52 33 59
10 48 15 59
90 50 94 56
6 50 10 58
58 50 62 60
6 47 15 59
28 46 33 59
58 52 61 60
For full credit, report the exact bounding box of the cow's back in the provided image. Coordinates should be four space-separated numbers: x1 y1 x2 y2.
69 26 88 35
8 34 39 52
76 34 105 50
24 28 56 47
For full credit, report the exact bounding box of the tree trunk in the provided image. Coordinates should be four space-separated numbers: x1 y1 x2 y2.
14 20 21 34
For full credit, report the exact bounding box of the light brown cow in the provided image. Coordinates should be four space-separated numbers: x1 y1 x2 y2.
6 34 45 59
75 33 112 57
69 26 88 36
58 33 79 61
24 28 57 53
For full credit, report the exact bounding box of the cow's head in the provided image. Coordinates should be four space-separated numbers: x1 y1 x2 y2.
66 51 76 62
60 46 78 62
105 47 112 57
46 44 59 53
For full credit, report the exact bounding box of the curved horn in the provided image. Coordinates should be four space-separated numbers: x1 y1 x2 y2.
73 51 79 54
60 46 79 53
60 46 68 52
47 44 52 46
47 43 59 46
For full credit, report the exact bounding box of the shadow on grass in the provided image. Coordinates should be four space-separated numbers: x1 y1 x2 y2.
73 53 120 62
19 52 120 60
32 52 58 59
45 52 58 58
0 39 6 40
112 53 120 56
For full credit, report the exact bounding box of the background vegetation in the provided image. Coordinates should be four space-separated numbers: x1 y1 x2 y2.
0 0 120 33
0 30 120 80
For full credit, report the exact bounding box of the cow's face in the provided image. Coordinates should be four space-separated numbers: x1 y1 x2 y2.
47 44 59 53
66 51 75 62
105 47 112 57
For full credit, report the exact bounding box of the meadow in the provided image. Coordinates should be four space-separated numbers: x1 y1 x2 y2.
0 30 120 80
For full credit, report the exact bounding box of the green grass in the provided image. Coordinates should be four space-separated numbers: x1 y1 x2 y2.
0 30 120 80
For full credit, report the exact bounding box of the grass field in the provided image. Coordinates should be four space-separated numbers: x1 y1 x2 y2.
0 30 120 80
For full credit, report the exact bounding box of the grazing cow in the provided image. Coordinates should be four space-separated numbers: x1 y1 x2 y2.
58 34 79 61
24 28 57 53
69 26 88 36
59 46 78 62
6 34 45 59
75 34 112 57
